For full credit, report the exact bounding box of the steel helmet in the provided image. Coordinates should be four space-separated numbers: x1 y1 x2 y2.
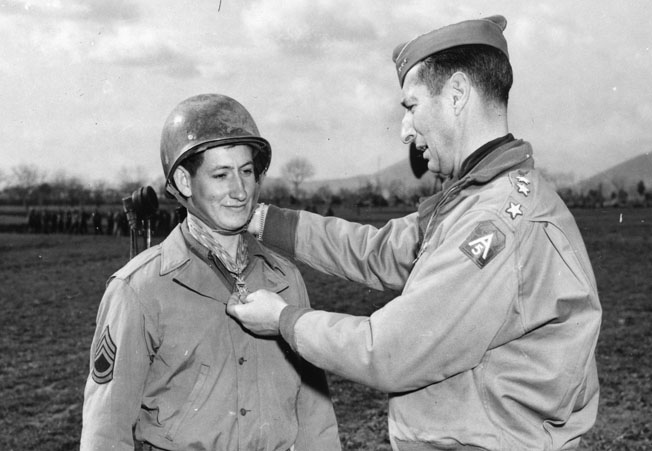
160 93 271 192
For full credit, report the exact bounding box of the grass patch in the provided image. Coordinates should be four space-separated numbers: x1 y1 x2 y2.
0 207 650 450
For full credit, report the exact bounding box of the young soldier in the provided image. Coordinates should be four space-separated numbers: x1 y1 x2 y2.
81 94 341 451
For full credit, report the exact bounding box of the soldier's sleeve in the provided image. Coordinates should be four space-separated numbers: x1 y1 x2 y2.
80 277 156 451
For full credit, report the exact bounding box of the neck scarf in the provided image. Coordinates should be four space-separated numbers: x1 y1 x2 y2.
187 213 249 296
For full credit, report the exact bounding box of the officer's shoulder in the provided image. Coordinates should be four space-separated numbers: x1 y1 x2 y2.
486 168 560 226
112 245 162 282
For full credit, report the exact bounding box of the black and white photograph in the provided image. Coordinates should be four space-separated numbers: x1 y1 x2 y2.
1 1 651 450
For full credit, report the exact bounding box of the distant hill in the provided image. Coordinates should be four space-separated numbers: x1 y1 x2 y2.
267 151 652 199
267 158 437 195
578 151 652 195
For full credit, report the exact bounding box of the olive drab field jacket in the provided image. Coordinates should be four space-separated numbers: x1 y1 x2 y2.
80 223 340 451
263 139 601 451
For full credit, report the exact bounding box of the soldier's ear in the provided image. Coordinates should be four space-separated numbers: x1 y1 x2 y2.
173 167 192 198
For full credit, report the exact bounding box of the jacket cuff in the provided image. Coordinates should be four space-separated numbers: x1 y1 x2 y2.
279 305 312 352
261 205 299 256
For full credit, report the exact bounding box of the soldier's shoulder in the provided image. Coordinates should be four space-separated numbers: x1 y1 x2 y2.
111 245 162 282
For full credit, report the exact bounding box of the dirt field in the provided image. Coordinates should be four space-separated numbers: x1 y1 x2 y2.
0 208 650 450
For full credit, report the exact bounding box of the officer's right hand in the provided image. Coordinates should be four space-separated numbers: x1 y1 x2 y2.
226 289 286 336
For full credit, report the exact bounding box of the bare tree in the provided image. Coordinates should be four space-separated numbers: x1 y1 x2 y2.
260 179 291 204
10 164 45 208
118 165 150 196
637 180 646 197
281 157 315 198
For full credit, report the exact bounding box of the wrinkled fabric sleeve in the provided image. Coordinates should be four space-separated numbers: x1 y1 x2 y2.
261 205 299 258
263 205 419 292
80 278 155 451
286 209 520 393
289 267 341 450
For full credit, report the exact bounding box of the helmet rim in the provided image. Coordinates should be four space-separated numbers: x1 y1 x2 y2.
160 93 272 187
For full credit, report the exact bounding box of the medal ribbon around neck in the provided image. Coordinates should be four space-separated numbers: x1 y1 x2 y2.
187 213 249 296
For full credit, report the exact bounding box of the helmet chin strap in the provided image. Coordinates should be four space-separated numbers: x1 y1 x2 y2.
166 181 261 236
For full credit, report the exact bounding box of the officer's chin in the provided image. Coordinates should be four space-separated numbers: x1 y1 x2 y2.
426 159 440 175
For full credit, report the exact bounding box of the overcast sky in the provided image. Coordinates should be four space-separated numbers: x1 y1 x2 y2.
2 0 651 187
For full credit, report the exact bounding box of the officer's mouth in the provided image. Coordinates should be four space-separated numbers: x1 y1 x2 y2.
416 145 430 159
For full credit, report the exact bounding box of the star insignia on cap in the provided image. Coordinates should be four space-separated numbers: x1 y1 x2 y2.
516 175 530 184
516 183 530 197
398 58 408 73
506 202 523 220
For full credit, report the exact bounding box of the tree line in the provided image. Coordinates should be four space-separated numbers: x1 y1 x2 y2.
1 161 650 217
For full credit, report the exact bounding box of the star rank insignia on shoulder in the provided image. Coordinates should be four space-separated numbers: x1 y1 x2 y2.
459 220 506 269
516 182 530 196
516 175 530 185
92 326 117 384
506 201 523 220
511 171 532 197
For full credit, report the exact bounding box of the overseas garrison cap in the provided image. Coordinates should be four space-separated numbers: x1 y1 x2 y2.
392 15 509 87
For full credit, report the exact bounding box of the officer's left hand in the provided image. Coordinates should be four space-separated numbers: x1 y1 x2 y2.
226 289 287 336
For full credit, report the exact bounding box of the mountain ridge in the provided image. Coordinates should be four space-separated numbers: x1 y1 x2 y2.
267 151 652 196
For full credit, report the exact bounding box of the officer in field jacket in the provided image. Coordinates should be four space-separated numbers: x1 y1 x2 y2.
80 94 341 451
228 16 602 451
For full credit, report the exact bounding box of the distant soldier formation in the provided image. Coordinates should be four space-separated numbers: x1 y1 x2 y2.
25 206 182 238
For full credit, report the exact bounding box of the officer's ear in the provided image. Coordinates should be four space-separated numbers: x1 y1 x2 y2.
173 166 193 198
447 71 471 114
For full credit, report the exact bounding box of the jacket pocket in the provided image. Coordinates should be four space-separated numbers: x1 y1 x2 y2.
165 363 210 441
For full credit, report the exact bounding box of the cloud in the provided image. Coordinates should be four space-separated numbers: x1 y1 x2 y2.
88 26 201 78
242 0 381 55
0 0 140 24
0 0 145 66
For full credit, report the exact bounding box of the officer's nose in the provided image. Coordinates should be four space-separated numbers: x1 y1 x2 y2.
400 113 416 145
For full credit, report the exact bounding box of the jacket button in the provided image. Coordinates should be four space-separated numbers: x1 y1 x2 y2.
240 408 247 416
238 357 246 365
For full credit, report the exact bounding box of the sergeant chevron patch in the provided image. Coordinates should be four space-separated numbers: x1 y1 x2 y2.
92 326 116 384
459 221 506 268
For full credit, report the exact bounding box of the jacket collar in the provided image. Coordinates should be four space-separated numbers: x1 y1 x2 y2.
159 224 192 276
460 138 533 185
158 221 287 302
159 222 284 275
417 139 534 240
459 133 515 178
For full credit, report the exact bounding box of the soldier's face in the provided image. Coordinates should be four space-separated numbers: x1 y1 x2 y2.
183 145 257 231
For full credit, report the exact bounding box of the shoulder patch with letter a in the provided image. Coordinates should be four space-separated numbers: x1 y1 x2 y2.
92 326 117 384
459 221 506 269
